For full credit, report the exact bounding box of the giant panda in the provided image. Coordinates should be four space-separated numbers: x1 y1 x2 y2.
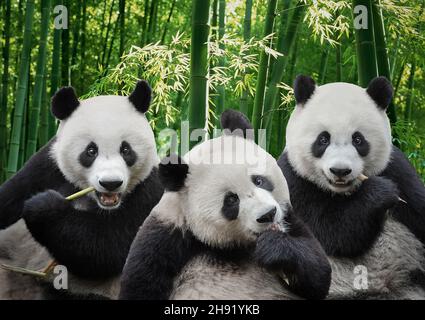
119 110 332 300
0 80 164 299
275 75 425 299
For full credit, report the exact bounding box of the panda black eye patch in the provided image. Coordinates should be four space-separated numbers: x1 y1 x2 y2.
79 142 98 168
352 131 370 157
222 192 239 221
251 175 274 192
120 141 137 167
311 131 330 158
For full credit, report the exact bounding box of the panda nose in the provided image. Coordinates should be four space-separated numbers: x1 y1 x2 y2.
257 207 276 223
330 167 352 178
99 180 123 191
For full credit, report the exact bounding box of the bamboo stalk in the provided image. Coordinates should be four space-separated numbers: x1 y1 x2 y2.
336 42 342 82
262 1 304 132
0 0 11 182
79 0 87 94
0 264 47 278
65 186 95 201
352 0 378 87
100 0 116 69
25 0 52 160
6 0 35 179
263 0 304 149
61 0 70 85
38 75 48 146
214 0 226 127
48 0 62 139
318 47 329 84
371 0 396 124
189 0 211 148
238 0 253 117
141 0 150 46
251 0 278 131
119 0 126 57
161 0 176 44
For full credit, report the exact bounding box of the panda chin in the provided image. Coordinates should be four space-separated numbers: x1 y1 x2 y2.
95 191 122 210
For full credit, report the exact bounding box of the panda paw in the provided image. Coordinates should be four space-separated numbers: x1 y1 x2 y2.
23 190 71 221
254 229 295 271
362 176 399 209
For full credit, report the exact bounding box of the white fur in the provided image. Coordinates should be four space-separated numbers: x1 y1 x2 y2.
286 82 392 193
51 95 158 208
328 217 425 299
179 135 290 248
171 254 298 300
149 135 297 299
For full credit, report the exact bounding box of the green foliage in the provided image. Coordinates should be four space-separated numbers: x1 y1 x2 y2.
0 0 425 183
392 120 425 182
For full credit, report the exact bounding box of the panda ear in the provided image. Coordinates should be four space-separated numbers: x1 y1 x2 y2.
366 77 393 110
294 75 316 105
220 109 254 140
129 80 152 113
51 87 80 120
159 154 189 192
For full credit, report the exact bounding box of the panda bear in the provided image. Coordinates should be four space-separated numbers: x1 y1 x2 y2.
0 80 164 299
119 110 332 300
275 75 425 299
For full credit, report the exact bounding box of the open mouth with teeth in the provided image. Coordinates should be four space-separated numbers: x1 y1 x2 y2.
95 191 122 208
327 178 355 188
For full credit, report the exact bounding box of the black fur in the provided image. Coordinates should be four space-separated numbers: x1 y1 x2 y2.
311 131 330 158
128 80 152 113
78 141 98 168
221 192 239 220
119 216 201 300
254 209 332 300
366 76 393 110
120 211 331 300
380 146 425 244
252 175 274 192
352 131 370 157
0 139 64 229
22 165 163 279
220 109 254 139
278 152 399 257
51 87 80 120
159 154 189 191
120 141 137 167
294 75 316 105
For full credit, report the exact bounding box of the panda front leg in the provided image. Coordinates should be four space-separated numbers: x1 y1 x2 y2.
22 189 126 279
119 214 199 300
254 210 332 300
0 141 62 229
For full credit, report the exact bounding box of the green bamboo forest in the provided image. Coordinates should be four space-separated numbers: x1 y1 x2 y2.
0 0 424 184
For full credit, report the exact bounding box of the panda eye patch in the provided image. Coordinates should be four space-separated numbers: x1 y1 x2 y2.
120 141 137 167
251 175 274 192
222 192 239 220
312 131 331 158
79 142 98 168
352 131 370 157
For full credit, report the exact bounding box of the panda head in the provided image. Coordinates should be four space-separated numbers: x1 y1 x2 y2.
286 75 393 194
50 81 158 210
157 111 291 248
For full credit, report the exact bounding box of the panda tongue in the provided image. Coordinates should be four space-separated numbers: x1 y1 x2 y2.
101 193 119 205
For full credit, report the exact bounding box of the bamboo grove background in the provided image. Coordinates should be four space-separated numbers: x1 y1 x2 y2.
0 0 424 184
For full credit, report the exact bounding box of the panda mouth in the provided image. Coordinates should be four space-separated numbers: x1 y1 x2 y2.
328 179 354 188
95 192 122 208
